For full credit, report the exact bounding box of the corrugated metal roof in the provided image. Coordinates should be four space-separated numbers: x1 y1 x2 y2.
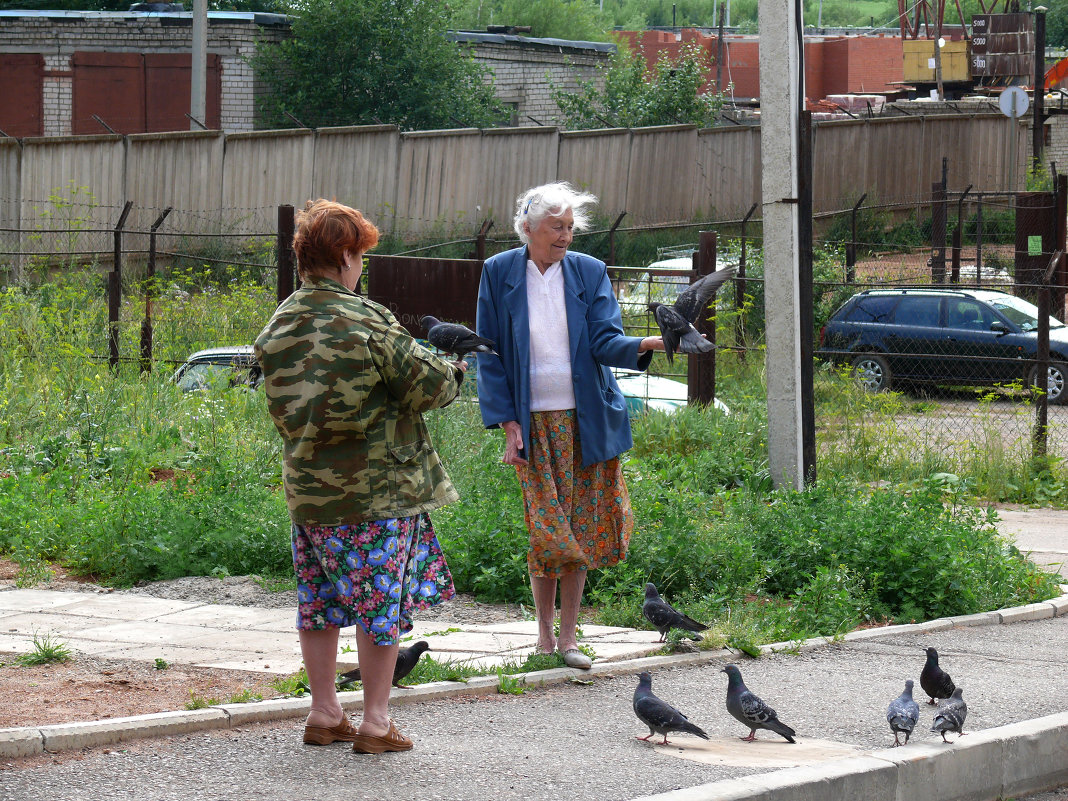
0 10 287 24
449 31 616 54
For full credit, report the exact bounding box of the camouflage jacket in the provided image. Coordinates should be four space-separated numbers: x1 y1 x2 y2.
254 276 462 526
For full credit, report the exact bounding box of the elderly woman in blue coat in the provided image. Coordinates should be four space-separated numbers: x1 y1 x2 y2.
476 182 664 668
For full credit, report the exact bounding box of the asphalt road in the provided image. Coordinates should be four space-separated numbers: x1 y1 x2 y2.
3 616 1066 801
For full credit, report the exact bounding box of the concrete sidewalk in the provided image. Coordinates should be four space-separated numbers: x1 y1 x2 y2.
0 505 1065 801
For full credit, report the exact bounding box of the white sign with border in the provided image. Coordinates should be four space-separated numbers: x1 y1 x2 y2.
999 86 1030 118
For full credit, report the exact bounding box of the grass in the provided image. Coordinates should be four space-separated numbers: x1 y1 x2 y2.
0 268 1063 653
15 631 73 666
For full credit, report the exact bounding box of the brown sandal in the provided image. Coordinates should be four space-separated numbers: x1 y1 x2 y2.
351 719 413 754
303 716 359 745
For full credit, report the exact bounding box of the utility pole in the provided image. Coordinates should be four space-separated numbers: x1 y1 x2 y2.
759 0 808 489
191 0 207 130
1034 6 1048 175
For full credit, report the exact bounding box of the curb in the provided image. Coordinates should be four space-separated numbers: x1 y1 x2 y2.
627 712 1068 801
2 589 1067 762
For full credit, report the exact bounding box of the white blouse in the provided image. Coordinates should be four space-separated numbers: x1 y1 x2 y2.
526 259 576 412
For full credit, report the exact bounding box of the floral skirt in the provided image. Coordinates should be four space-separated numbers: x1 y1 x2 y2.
516 409 633 578
292 513 454 645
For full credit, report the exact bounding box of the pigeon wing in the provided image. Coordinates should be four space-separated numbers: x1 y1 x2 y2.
673 265 737 323
740 690 777 726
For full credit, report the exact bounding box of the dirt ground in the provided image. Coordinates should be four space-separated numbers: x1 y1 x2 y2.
0 559 286 731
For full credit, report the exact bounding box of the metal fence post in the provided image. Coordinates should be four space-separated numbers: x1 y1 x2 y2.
607 211 627 266
930 182 948 284
277 205 295 304
736 202 758 354
687 231 717 406
846 193 866 283
140 207 172 374
1033 250 1062 460
951 185 971 283
474 218 493 261
109 201 133 370
975 192 984 285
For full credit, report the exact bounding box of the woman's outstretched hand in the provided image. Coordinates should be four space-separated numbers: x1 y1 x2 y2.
500 420 528 466
639 336 666 352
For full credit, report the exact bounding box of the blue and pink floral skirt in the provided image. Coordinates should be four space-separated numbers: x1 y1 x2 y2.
291 513 454 645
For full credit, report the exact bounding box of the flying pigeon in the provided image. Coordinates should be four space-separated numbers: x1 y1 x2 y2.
647 265 737 364
420 315 498 358
930 686 968 743
920 647 956 705
722 663 797 743
338 640 430 690
632 671 709 746
642 583 707 642
886 679 920 747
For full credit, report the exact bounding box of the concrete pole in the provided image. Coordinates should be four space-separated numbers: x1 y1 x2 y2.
758 0 805 489
191 0 207 129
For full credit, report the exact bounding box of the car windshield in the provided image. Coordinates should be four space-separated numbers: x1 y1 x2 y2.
986 295 1066 332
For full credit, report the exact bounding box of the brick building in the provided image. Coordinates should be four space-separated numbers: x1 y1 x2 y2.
618 28 904 103
0 9 288 137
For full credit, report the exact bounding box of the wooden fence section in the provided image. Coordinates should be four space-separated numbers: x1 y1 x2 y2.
2 114 1028 254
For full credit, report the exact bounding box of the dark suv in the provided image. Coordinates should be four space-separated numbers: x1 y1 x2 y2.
818 288 1068 404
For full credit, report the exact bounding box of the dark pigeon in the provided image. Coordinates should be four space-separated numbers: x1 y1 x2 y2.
886 679 920 747
930 686 968 743
338 640 430 690
722 663 797 743
920 647 956 705
647 265 736 364
421 315 498 358
633 671 709 746
642 582 707 643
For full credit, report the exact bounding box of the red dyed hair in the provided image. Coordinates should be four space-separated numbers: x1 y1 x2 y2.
293 199 379 280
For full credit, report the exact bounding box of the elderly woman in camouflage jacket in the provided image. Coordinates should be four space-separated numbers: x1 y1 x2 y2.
255 199 466 754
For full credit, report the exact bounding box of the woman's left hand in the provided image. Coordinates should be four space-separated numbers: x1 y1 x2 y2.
451 360 469 373
638 336 665 352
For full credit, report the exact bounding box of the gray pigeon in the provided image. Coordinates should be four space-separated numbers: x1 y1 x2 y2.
642 582 707 642
886 679 920 747
633 671 709 745
420 315 498 357
920 647 956 705
647 265 736 364
930 686 967 743
338 640 430 689
722 663 797 743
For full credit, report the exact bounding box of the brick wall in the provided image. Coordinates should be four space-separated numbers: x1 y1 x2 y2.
0 11 289 133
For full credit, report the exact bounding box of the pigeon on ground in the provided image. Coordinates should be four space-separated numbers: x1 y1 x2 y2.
886 679 920 747
722 663 797 743
647 265 737 364
642 583 707 642
632 671 709 746
420 315 498 358
930 686 968 743
920 646 956 705
338 640 430 689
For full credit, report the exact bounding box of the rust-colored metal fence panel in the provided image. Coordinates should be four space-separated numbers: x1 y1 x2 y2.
0 53 43 138
395 129 482 235
694 125 761 219
557 129 632 222
627 125 699 225
311 125 401 232
221 129 316 233
365 255 483 337
477 126 560 224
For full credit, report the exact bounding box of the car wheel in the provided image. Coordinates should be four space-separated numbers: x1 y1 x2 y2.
1029 362 1068 404
851 353 891 393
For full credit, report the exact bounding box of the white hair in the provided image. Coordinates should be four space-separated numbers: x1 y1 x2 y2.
513 182 599 244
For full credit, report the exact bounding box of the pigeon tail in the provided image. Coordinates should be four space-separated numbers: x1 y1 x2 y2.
676 329 715 354
764 718 797 744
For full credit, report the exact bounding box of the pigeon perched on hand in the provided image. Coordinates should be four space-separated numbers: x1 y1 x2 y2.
920 647 956 705
886 679 920 747
647 265 736 364
642 582 707 643
722 663 797 743
338 640 430 690
632 671 709 746
420 315 498 358
930 686 968 743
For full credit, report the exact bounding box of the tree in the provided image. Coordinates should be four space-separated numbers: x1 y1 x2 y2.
551 41 724 129
452 0 609 41
250 0 504 130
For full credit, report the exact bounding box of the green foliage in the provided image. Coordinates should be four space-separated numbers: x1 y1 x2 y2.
15 631 72 666
185 689 221 710
551 41 723 130
251 0 504 131
453 0 610 41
